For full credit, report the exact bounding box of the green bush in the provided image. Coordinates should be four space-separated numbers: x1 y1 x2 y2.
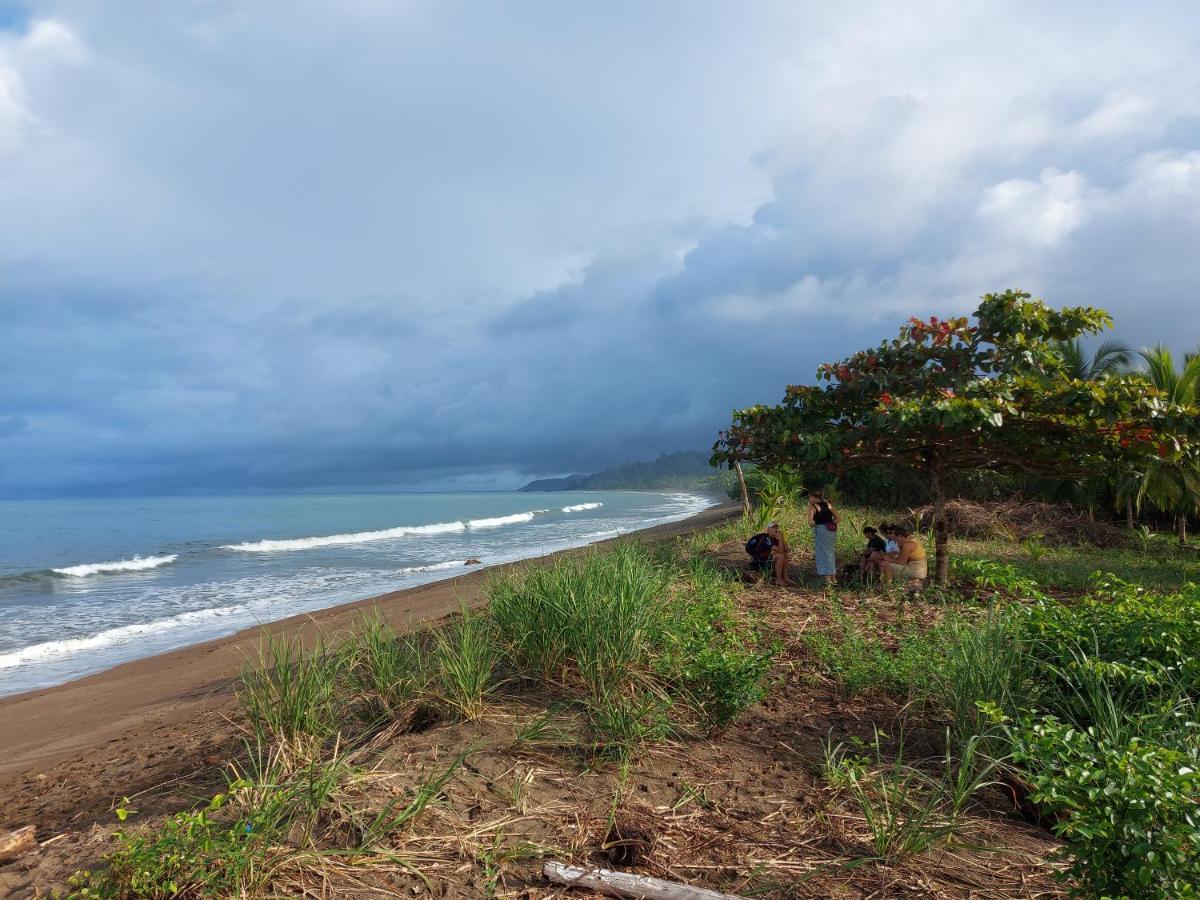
490 543 773 733
71 787 281 898
1009 715 1200 898
344 615 431 725
238 634 339 744
432 605 498 720
655 558 775 727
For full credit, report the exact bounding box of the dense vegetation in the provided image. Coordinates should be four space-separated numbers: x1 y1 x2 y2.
521 450 723 492
65 502 1200 897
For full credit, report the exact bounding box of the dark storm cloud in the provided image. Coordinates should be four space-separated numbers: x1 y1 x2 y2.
2 2 1200 495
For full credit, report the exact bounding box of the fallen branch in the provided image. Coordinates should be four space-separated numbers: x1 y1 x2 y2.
544 861 745 899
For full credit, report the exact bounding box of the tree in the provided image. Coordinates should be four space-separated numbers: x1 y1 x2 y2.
1051 338 1133 522
712 291 1198 583
1054 338 1131 381
1129 346 1200 544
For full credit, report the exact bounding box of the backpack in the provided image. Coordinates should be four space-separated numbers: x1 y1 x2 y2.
745 533 773 561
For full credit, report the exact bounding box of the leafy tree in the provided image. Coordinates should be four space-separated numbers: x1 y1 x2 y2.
713 291 1198 582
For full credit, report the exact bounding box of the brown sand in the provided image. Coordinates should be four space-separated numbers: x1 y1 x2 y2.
0 503 737 788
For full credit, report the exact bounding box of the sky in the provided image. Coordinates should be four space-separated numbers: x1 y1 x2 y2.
2 1 1199 496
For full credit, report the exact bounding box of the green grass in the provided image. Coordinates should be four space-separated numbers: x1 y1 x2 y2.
344 614 432 726
238 634 339 746
432 605 499 721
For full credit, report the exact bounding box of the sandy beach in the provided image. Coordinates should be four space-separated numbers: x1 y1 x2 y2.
0 502 738 833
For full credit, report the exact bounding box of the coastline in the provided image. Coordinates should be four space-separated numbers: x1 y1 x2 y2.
0 502 738 788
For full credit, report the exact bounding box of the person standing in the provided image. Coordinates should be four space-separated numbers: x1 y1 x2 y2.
808 490 839 584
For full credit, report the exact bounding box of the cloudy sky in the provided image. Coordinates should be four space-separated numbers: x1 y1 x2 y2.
2 1 1199 496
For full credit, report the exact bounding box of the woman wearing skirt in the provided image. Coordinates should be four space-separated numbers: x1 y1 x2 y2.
808 490 839 585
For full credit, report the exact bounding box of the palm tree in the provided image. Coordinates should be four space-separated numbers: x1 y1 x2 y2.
1055 338 1132 380
1131 346 1200 544
1052 339 1133 521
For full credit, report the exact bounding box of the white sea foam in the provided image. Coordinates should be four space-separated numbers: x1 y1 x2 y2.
223 521 466 552
562 502 603 513
0 604 248 670
52 554 178 578
468 512 536 528
398 559 470 574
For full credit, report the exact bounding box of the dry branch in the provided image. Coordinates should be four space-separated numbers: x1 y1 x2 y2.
544 860 745 899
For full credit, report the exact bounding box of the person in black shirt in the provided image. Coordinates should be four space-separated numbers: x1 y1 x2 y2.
859 526 886 579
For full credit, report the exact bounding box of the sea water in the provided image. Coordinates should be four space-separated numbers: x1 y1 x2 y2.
0 491 714 696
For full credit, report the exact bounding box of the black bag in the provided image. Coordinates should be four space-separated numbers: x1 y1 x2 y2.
745 532 773 561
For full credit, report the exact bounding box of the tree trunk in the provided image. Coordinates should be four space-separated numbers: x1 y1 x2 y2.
1125 495 1135 529
733 460 751 518
931 452 949 585
1177 513 1187 546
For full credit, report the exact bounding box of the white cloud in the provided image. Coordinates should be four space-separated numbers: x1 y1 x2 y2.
977 169 1092 247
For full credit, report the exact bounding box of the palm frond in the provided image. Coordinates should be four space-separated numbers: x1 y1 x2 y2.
1089 340 1132 377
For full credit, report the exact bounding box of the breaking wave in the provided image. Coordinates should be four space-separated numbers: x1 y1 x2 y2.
398 559 472 574
0 604 248 670
223 521 466 552
468 512 537 528
562 502 603 513
52 554 178 578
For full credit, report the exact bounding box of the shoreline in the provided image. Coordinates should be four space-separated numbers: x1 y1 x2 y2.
0 502 738 784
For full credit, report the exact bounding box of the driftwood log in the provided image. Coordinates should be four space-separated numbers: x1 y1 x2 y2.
544 861 745 900
0 825 36 862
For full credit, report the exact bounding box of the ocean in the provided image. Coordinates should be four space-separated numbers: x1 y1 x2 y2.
0 490 714 697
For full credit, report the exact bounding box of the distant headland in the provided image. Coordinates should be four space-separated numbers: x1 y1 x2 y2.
520 450 723 493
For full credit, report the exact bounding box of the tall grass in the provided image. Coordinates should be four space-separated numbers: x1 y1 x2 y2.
345 614 431 725
432 605 498 720
924 606 1029 746
239 634 339 745
490 542 667 699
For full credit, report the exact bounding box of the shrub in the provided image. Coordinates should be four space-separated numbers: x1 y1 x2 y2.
655 558 775 727
804 605 938 698
1009 715 1200 898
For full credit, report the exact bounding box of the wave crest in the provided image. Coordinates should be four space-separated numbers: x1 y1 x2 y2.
223 521 466 552
468 512 536 528
52 554 178 578
0 604 248 670
562 502 603 513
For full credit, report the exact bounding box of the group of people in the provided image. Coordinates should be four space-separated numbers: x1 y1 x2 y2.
854 522 928 583
744 492 927 587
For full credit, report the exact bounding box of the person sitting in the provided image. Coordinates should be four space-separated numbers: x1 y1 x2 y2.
744 527 775 577
859 526 886 578
878 525 928 583
744 522 791 586
766 522 793 586
881 524 899 554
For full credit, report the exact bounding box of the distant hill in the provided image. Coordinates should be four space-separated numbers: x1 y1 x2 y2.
520 451 723 493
